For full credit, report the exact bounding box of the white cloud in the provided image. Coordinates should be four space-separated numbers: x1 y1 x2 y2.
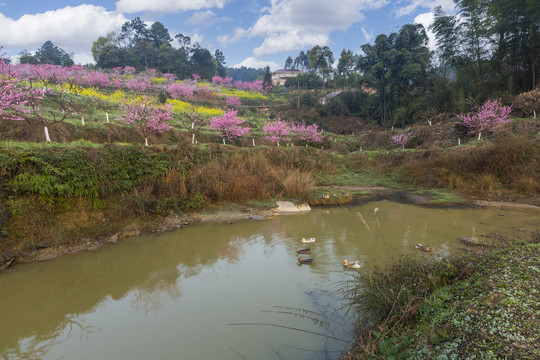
414 12 436 51
222 0 388 56
188 10 216 25
396 0 454 17
115 0 228 14
0 5 127 63
361 27 373 43
233 56 280 71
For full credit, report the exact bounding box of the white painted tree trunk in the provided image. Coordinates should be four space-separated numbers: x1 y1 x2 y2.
106 112 109 123
458 138 461 146
81 116 85 126
534 110 537 119
478 133 482 141
191 122 195 144
428 120 432 126
192 133 195 144
360 146 363 152
252 139 255 146
145 137 149 146
223 139 226 145
44 126 51 142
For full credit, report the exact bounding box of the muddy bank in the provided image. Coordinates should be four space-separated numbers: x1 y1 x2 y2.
0 201 311 271
2 192 538 271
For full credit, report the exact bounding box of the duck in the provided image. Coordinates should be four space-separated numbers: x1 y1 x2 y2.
298 258 314 265
321 193 330 200
296 247 311 254
373 208 380 214
301 237 316 243
343 260 362 269
415 243 435 252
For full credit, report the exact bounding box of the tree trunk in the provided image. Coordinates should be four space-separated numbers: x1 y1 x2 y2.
106 112 109 123
81 116 85 126
44 126 51 142
145 137 149 146
192 133 195 144
477 132 482 141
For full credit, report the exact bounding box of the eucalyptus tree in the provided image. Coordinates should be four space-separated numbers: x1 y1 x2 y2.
307 45 334 91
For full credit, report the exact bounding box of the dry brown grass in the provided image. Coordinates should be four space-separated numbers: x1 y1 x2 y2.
399 136 540 199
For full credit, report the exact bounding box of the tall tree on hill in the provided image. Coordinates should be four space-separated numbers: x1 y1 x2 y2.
119 17 151 69
214 49 227 77
284 56 293 69
294 51 310 71
358 24 431 126
307 45 334 91
336 49 357 89
262 66 272 91
191 47 215 80
35 41 73 66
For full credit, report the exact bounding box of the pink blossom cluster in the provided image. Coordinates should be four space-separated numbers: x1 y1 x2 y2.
192 74 201 81
391 132 414 148
263 118 292 146
126 78 151 92
167 83 196 99
457 99 512 139
292 122 323 144
233 80 264 92
1 50 48 120
212 76 233 87
118 96 172 135
209 110 250 143
225 95 242 107
83 71 111 87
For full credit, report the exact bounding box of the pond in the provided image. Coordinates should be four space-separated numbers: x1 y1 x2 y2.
1 201 538 360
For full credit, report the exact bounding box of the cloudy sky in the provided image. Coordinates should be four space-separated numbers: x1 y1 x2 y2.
0 0 455 70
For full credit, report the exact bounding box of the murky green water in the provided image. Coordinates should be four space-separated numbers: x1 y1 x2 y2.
1 201 538 360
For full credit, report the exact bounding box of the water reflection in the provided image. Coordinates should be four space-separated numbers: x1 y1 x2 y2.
0 201 538 359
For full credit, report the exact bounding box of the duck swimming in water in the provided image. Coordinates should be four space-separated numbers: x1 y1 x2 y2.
301 237 316 243
298 258 314 265
343 260 362 269
296 247 311 254
415 244 435 252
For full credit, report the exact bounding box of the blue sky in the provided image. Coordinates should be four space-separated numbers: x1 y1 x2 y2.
0 0 454 70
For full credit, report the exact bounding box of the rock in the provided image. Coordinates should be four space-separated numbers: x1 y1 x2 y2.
274 201 311 214
119 227 140 238
107 234 119 244
459 236 481 246
0 257 14 271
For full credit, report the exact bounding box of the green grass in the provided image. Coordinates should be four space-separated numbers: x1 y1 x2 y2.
416 189 466 205
343 234 540 359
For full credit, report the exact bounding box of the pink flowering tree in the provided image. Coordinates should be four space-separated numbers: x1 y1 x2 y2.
292 122 323 146
457 99 512 140
391 132 414 149
126 78 151 92
167 83 196 99
181 107 207 144
1 51 47 121
209 110 250 145
118 96 173 146
263 118 292 146
225 95 242 108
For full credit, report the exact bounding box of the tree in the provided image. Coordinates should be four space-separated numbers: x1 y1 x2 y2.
180 107 207 144
262 66 272 91
292 122 323 145
18 50 38 65
357 24 431 126
191 47 215 80
35 41 73 66
214 49 227 77
307 45 334 91
457 99 512 140
336 49 357 88
284 56 293 69
294 51 310 71
1 50 47 121
150 22 172 47
118 96 173 146
263 118 292 146
92 35 123 69
119 17 151 69
391 132 414 149
209 110 250 144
